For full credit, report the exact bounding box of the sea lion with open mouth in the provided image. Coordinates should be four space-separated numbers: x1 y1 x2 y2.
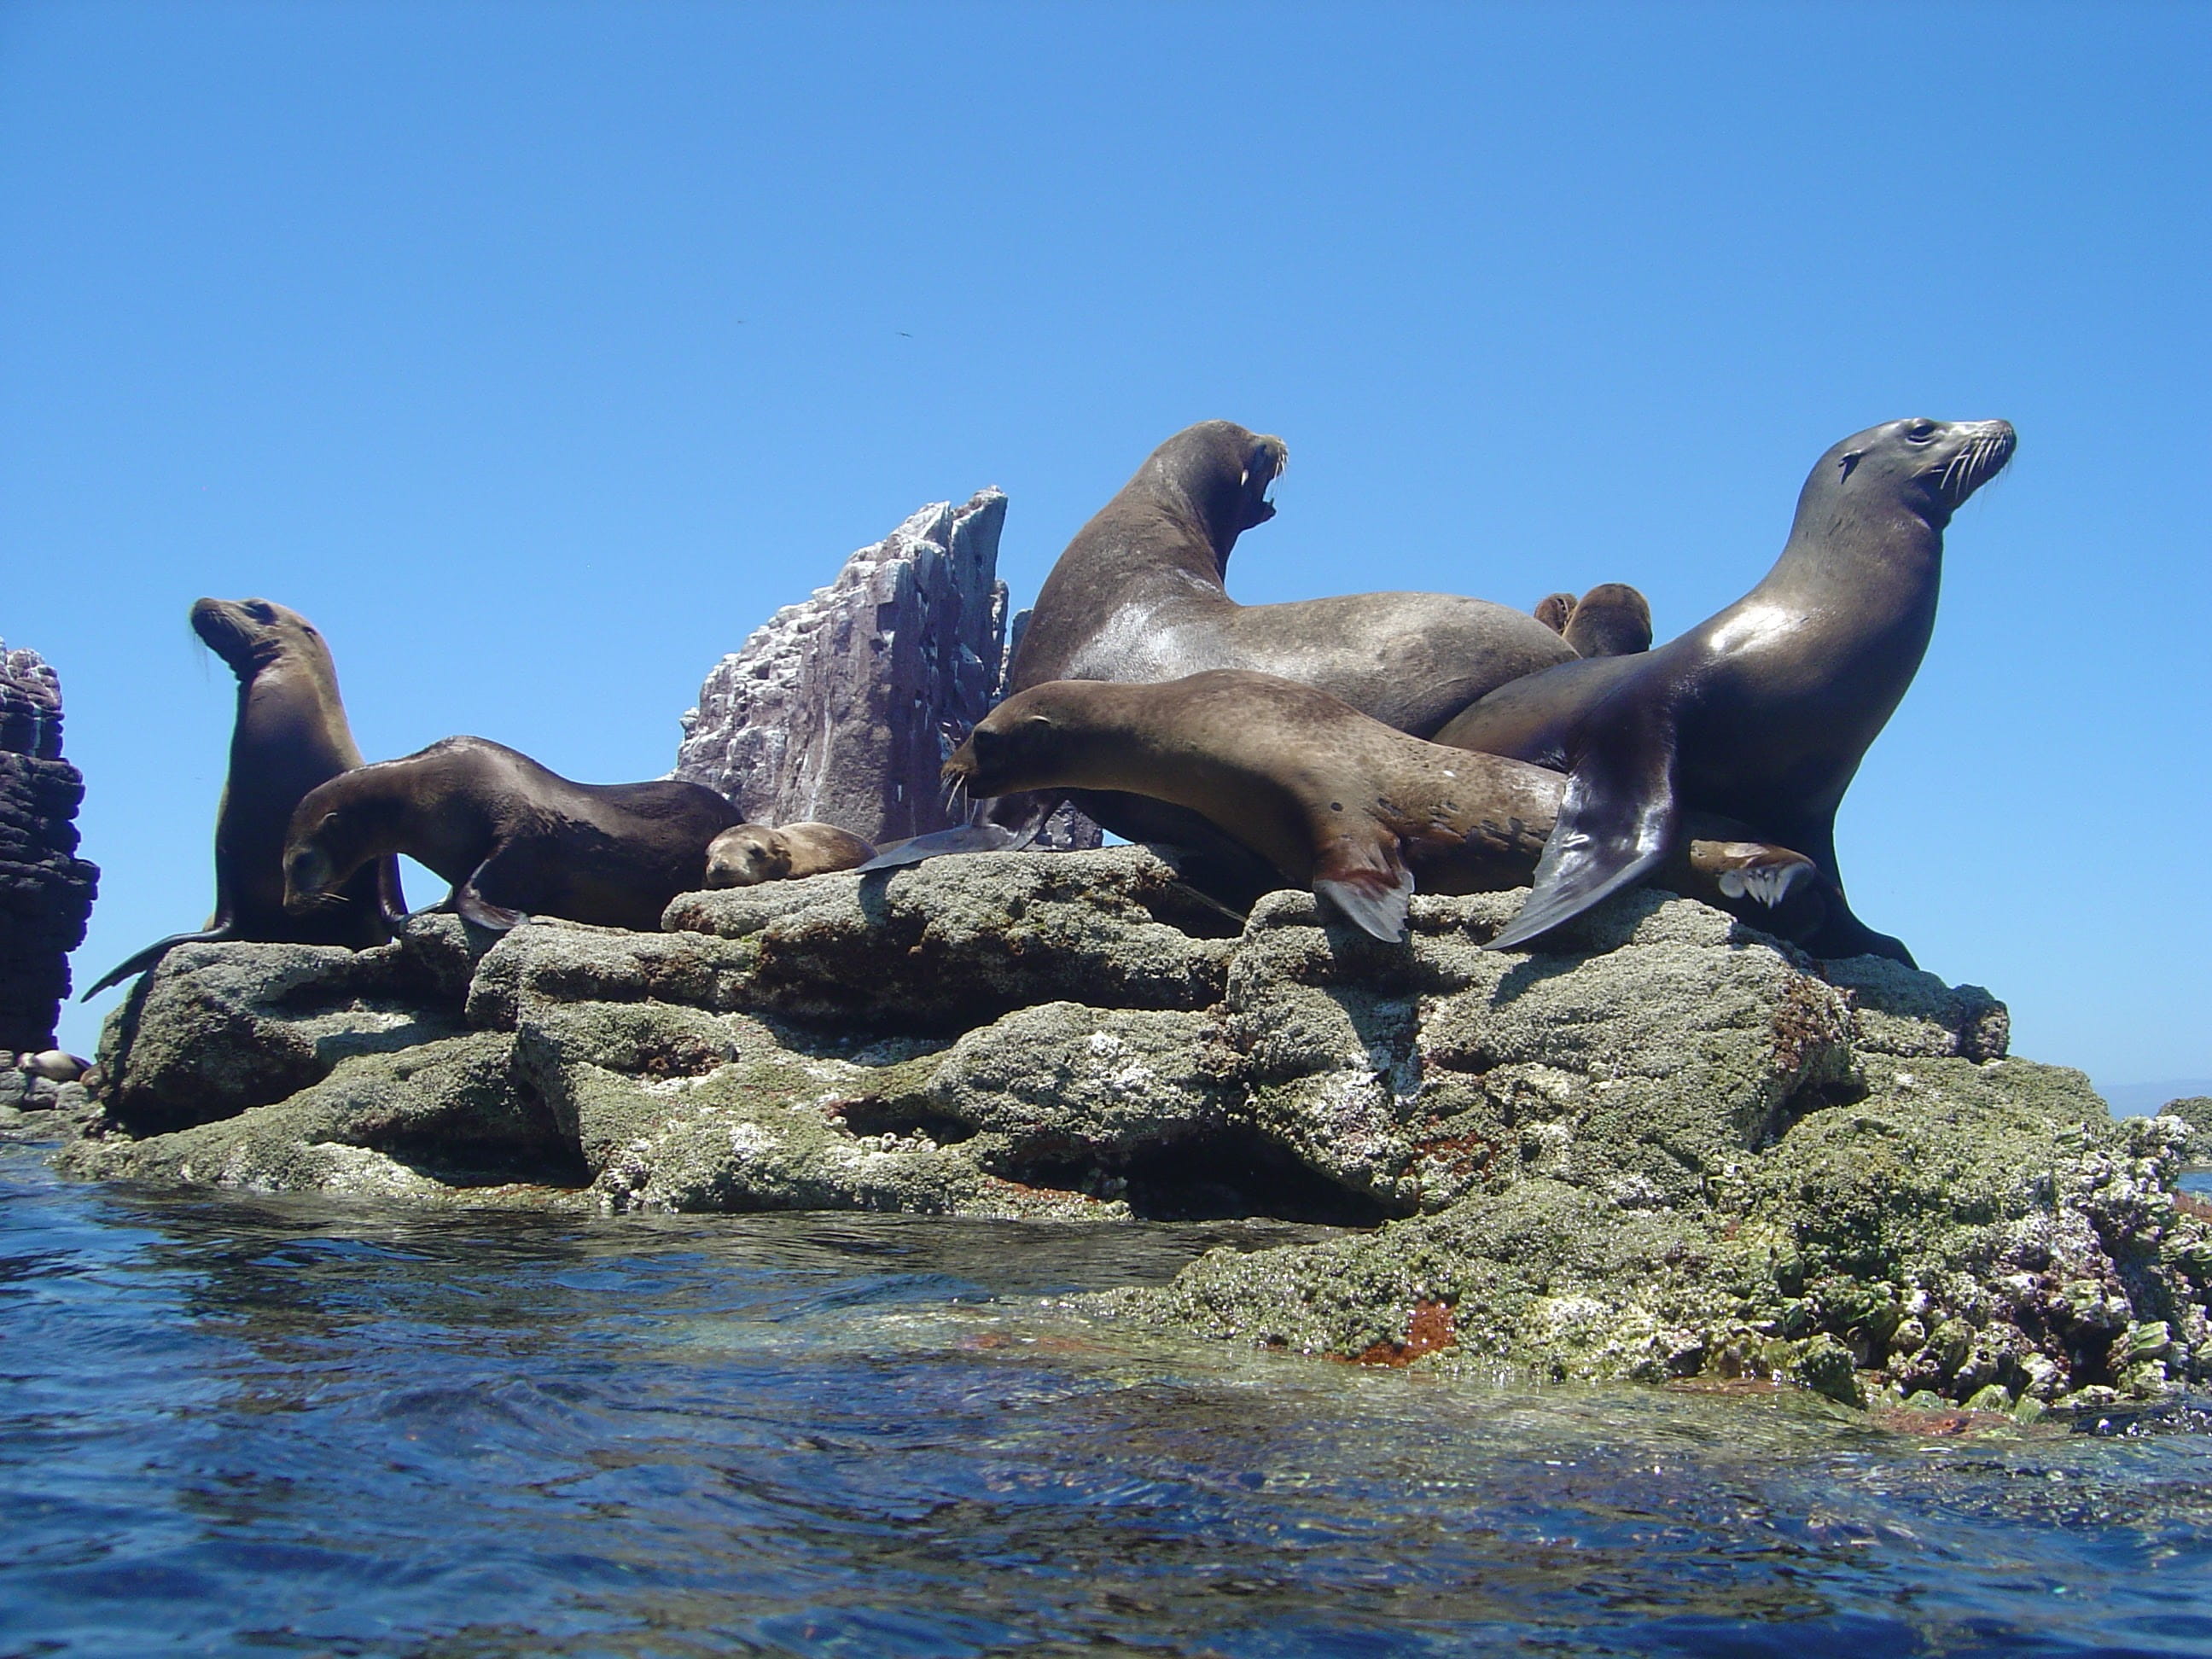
944 671 1821 946
1436 416 2017 963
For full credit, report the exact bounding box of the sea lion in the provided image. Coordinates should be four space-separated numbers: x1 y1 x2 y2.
945 672 1820 945
704 821 876 888
1536 586 1652 658
16 1051 90 1083
1562 583 1653 658
1435 416 2017 963
879 418 1587 879
83 597 405 998
283 736 742 932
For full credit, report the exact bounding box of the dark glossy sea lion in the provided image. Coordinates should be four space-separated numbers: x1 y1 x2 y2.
84 597 404 998
704 821 876 888
283 736 742 932
1436 416 2017 963
946 672 1820 945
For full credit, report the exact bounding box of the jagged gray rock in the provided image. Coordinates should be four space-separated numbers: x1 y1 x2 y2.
1 642 99 1051
55 851 2212 1413
675 492 1012 845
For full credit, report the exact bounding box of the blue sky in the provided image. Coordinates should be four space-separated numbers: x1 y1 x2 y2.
4 3 2206 1088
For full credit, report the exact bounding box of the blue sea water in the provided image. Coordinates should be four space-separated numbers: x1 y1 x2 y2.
5 1135 2212 1658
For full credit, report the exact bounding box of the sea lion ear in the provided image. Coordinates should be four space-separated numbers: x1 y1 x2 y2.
1838 451 1863 480
318 812 339 832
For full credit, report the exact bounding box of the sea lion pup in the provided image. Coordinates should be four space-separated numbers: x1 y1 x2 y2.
703 822 876 888
944 672 1818 945
83 597 405 998
1436 416 2017 963
282 736 742 933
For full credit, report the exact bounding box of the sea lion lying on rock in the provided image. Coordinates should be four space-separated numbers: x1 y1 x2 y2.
1438 416 2016 963
84 597 405 998
704 822 876 888
283 736 742 932
944 670 1818 945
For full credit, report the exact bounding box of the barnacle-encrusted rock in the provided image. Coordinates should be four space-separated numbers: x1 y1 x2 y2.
54 847 2212 1412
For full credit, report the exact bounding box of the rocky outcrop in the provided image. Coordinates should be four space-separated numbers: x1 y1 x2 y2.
675 492 1013 845
57 851 2212 1415
1 643 98 1051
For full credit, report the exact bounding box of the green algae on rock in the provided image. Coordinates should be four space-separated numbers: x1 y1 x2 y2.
55 847 2212 1410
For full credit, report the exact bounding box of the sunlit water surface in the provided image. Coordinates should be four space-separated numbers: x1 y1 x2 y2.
6 1137 2212 1658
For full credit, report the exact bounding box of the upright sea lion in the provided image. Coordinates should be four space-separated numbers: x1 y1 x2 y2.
84 597 404 998
1435 416 2017 962
283 736 742 932
704 821 876 888
946 672 1819 945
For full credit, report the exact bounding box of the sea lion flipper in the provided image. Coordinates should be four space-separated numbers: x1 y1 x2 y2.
854 820 1032 873
79 928 230 999
1486 711 1679 952
1314 866 1415 944
450 876 525 932
1313 833 1416 943
375 857 410 932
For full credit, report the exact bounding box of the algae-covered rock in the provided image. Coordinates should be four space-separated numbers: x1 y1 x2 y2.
95 915 483 1134
63 847 2212 1411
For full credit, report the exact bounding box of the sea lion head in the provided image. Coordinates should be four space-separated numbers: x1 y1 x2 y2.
945 682 1117 798
1812 418 2017 529
282 783 395 915
190 597 331 679
1141 420 1288 574
702 824 792 888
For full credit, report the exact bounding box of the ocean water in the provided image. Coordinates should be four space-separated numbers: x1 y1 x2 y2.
5 1136 2212 1658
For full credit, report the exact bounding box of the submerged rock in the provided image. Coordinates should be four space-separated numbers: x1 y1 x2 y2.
55 847 2212 1412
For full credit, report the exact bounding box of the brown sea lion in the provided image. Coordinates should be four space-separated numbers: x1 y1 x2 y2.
83 597 404 998
944 672 1819 945
283 736 742 932
878 419 1587 882
703 822 876 888
1436 417 2017 962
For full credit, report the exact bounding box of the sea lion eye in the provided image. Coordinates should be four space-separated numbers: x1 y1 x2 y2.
1906 421 1937 444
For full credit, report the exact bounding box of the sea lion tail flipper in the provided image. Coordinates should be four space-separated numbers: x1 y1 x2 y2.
1313 837 1416 944
1486 712 1679 952
79 928 230 999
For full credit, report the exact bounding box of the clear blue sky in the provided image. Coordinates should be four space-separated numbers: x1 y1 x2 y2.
4 3 2206 1089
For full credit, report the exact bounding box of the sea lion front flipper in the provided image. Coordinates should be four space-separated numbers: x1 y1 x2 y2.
79 928 230 999
1313 833 1417 944
1486 705 1679 952
375 857 410 932
449 870 526 932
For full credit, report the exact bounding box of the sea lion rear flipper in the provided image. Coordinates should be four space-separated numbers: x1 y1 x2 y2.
855 819 1037 873
79 928 230 999
1486 708 1679 952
